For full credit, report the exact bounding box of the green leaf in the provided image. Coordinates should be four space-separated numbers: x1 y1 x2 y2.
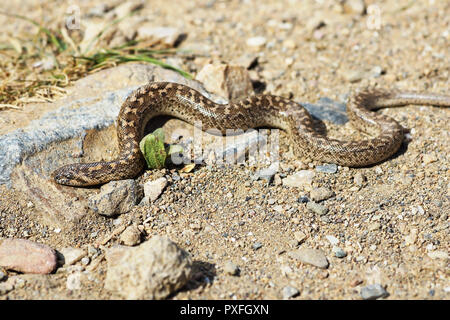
152 128 165 142
139 130 166 169
139 128 186 169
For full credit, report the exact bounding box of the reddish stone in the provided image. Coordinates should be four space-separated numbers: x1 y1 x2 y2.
0 238 57 274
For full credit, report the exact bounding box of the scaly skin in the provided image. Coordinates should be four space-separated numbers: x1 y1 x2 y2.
52 82 450 186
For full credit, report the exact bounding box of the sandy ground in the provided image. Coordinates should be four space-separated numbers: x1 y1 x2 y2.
0 0 449 300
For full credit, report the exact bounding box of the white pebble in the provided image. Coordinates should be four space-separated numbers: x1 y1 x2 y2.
66 273 82 290
246 36 267 47
325 235 339 246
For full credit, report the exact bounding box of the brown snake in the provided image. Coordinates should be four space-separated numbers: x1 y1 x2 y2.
52 82 450 186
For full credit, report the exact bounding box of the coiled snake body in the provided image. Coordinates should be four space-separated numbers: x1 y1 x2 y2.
53 82 450 186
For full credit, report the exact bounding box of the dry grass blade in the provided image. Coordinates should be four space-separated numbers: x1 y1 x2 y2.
0 11 66 53
0 103 22 110
82 12 136 55
78 48 193 79
0 11 192 107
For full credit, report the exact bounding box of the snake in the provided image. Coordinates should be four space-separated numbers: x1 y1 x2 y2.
52 82 450 186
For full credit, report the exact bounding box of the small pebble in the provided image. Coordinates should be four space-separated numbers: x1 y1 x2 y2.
343 69 365 83
253 166 276 183
66 272 82 290
306 201 329 216
120 225 142 246
246 36 267 47
325 235 339 246
282 286 300 299
88 3 109 17
253 242 263 251
404 228 418 245
297 196 309 203
370 65 384 78
315 163 338 174
223 261 240 276
273 174 282 186
81 257 90 266
88 179 138 217
368 222 381 231
87 245 100 257
433 199 442 207
289 248 329 269
0 281 14 295
375 167 383 175
360 284 389 300
104 236 192 299
333 246 347 258
143 177 168 203
422 153 437 165
310 187 335 202
14 278 25 289
137 26 183 46
294 231 307 244
427 251 448 260
59 247 85 266
354 172 366 186
343 0 366 15
273 205 284 213
282 170 315 190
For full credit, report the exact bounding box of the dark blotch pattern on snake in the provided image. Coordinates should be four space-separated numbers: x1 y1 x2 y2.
52 82 450 186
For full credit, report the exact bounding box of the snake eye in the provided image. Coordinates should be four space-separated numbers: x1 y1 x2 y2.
52 166 75 186
52 169 65 184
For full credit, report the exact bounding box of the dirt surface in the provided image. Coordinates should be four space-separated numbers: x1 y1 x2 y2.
0 0 449 300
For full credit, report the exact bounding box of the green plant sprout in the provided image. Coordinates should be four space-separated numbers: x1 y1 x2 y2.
139 128 184 169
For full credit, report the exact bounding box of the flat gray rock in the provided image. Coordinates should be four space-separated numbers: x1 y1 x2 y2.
302 97 348 125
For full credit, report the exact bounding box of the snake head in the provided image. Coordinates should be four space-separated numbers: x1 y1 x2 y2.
52 164 87 187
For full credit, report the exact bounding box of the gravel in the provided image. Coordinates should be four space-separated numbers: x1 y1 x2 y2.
0 0 448 301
